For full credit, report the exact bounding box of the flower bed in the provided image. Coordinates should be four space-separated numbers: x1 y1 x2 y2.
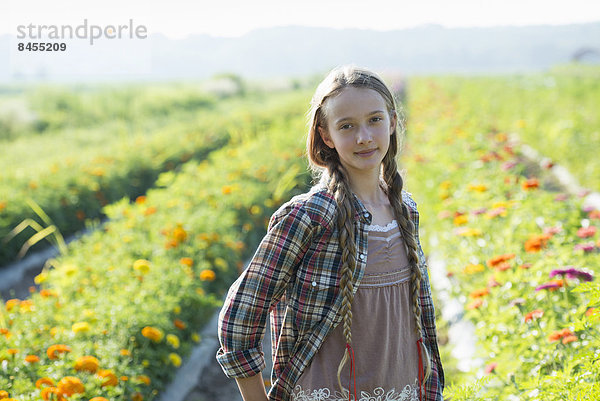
404 73 599 400
0 91 311 400
0 88 310 266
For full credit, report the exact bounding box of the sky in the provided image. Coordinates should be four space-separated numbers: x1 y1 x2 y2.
2 0 600 39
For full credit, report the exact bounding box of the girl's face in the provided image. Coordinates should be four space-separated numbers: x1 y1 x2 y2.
319 86 396 179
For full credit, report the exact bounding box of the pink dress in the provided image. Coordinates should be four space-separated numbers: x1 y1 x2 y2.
290 220 422 401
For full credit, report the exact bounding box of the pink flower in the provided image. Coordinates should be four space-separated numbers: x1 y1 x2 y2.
554 193 569 202
543 226 563 235
574 242 595 252
471 207 488 215
501 161 517 171
577 226 597 238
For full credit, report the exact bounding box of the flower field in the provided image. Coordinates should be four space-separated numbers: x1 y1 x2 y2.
403 70 599 400
0 89 311 400
1 64 598 401
0 84 305 266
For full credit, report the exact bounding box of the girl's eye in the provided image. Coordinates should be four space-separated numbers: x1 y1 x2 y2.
371 116 383 123
340 124 352 130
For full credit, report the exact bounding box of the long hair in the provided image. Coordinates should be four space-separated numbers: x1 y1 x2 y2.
305 65 431 393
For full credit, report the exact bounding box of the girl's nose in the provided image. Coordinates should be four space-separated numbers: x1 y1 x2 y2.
356 125 373 144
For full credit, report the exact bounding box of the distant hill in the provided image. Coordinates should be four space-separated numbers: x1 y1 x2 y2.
1 22 599 83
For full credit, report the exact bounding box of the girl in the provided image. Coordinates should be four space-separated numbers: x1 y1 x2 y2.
216 65 445 401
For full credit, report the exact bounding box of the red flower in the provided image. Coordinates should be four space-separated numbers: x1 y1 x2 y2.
484 362 498 374
524 309 544 323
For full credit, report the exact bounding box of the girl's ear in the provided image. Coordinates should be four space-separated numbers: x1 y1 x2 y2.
389 111 397 135
318 126 335 149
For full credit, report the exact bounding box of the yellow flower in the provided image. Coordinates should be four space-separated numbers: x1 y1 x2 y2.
250 205 262 215
191 333 200 343
72 322 91 334
136 375 151 385
214 258 227 269
167 334 180 349
463 264 485 274
467 183 488 192
199 269 216 281
173 306 181 315
453 215 468 226
169 352 182 367
133 259 151 274
141 326 164 342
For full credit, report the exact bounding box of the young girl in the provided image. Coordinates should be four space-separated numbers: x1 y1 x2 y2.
216 65 445 401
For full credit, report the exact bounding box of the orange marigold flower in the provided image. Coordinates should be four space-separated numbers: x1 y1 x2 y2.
143 206 157 216
7 349 19 355
174 319 187 330
57 376 85 396
136 375 151 385
41 387 65 401
180 257 193 267
5 299 19 312
90 397 110 401
24 354 40 363
199 269 216 281
46 344 72 360
586 308 597 317
74 355 100 373
172 224 187 243
524 309 544 323
97 369 119 387
40 289 58 298
36 377 55 389
562 335 577 344
467 299 484 310
135 195 147 204
120 349 131 356
132 392 144 401
0 390 8 398
522 178 539 190
524 233 551 253
487 253 516 268
469 288 490 298
548 328 574 342
141 326 164 342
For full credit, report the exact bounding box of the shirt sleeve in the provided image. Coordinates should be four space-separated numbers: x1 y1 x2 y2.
410 195 446 396
216 202 315 378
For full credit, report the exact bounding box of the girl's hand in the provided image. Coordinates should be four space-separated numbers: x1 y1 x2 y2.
235 373 269 401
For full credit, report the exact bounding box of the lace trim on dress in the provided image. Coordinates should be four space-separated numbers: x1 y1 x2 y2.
291 378 420 401
365 219 398 232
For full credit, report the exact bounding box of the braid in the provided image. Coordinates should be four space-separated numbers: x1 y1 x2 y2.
328 161 358 396
382 155 432 383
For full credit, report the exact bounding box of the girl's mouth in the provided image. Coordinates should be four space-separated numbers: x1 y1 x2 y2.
355 148 377 157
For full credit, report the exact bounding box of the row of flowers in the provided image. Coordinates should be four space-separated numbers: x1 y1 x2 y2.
0 87 306 266
0 91 311 400
404 72 599 400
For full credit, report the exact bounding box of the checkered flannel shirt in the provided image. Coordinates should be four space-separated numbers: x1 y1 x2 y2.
216 184 445 401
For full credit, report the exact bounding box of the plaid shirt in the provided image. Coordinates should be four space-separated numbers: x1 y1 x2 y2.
216 183 445 400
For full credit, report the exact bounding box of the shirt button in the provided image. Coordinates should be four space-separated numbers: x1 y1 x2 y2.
359 253 365 261
311 281 317 287
363 211 371 219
